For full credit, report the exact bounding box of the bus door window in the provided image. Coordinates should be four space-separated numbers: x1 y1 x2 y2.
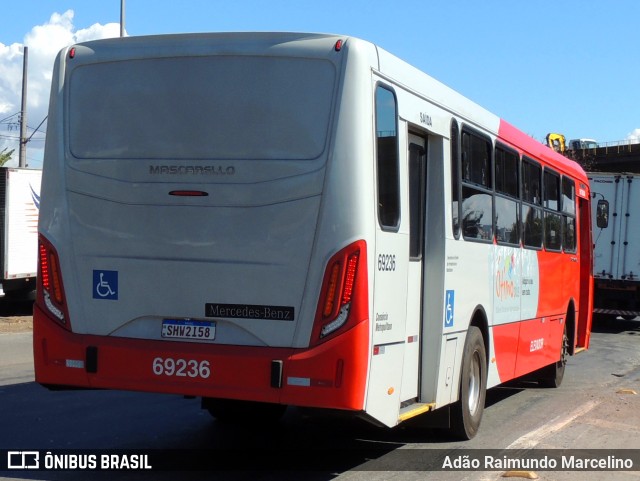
375 85 400 231
409 141 427 260
450 121 461 238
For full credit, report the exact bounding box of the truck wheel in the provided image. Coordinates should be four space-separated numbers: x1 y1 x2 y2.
451 326 487 440
539 323 568 388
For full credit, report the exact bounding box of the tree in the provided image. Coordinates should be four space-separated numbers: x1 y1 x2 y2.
0 148 14 167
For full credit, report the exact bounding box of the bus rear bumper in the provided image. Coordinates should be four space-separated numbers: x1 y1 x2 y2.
33 305 369 411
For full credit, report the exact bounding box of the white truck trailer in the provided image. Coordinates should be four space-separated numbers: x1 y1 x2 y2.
0 167 42 298
589 172 640 319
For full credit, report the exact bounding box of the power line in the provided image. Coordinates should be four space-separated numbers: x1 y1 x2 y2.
1 132 45 139
0 112 20 124
1 120 47 142
25 116 47 143
0 134 20 141
28 122 47 134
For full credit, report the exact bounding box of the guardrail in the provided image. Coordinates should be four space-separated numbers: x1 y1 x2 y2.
568 139 640 155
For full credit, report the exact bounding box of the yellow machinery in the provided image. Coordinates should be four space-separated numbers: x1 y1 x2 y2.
546 133 566 153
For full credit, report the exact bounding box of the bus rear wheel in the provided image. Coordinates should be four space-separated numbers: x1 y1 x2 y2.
539 323 568 388
451 326 487 440
202 398 287 425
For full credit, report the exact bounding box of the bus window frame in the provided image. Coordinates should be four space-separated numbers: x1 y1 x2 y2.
451 119 461 239
543 167 562 252
374 83 401 232
494 143 521 247
561 176 577 254
460 125 494 244
521 156 543 250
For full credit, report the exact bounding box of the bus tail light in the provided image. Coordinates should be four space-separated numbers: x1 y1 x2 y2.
38 235 71 329
311 240 368 346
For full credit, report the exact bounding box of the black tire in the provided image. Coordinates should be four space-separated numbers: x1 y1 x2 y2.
203 398 287 425
451 326 487 440
539 323 568 388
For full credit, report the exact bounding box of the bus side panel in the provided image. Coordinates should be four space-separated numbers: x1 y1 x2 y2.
491 323 519 382
366 194 410 426
491 245 523 383
513 316 559 378
493 248 567 381
443 242 494 390
535 251 564 319
493 315 567 382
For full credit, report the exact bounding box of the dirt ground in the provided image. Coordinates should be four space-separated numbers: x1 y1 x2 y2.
0 299 34 333
0 315 33 334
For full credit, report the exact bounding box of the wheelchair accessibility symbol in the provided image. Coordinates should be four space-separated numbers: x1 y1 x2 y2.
93 270 118 300
445 290 455 327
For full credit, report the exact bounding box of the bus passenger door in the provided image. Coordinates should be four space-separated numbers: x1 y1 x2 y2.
366 86 410 427
401 133 428 401
576 196 592 349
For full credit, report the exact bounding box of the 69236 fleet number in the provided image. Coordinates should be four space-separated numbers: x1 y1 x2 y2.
152 357 211 379
378 254 396 271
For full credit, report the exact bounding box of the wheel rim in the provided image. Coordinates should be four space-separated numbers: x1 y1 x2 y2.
559 330 568 367
468 350 481 415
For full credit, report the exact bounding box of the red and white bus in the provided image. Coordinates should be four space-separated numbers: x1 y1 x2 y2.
34 32 593 439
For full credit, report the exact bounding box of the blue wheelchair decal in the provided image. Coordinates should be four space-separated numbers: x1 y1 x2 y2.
93 270 118 300
445 290 455 327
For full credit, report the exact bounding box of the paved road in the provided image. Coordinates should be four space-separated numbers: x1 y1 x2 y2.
0 317 639 480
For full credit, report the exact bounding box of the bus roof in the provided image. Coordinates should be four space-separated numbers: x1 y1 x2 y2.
498 119 590 186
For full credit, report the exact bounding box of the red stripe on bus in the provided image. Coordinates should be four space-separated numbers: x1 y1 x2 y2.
33 304 369 411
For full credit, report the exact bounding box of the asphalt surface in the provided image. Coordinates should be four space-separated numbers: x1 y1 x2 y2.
0 311 638 481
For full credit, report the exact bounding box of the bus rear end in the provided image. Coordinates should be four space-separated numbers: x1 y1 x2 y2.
35 33 371 415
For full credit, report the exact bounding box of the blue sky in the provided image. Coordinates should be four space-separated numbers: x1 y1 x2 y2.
2 0 639 167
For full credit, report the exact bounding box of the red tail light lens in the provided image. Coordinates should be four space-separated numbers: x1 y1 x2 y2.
38 235 70 328
341 253 359 304
39 243 51 291
311 240 368 346
49 252 64 305
322 263 340 318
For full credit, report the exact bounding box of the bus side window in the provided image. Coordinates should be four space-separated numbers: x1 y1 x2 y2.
375 85 400 230
494 146 520 245
522 158 543 249
461 129 493 242
562 177 577 252
544 169 562 251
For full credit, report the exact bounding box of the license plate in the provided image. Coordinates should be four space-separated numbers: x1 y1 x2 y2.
161 319 216 340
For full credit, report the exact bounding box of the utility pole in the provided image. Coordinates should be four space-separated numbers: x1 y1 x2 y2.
120 0 126 37
18 46 28 168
